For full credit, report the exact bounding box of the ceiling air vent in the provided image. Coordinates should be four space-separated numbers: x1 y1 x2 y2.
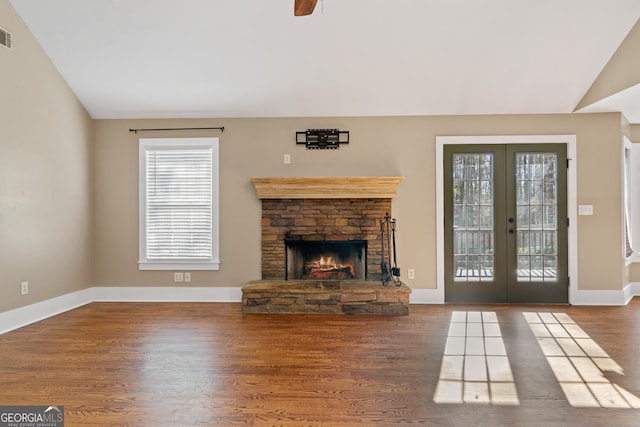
0 27 12 49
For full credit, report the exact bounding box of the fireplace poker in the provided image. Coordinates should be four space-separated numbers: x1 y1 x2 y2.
391 217 400 279
380 213 401 286
380 218 389 279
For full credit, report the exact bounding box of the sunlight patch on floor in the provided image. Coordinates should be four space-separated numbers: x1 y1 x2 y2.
523 312 640 409
434 311 519 405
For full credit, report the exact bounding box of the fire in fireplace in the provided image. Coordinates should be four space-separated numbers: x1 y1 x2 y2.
286 240 367 280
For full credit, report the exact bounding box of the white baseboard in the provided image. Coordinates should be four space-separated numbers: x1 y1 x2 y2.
0 286 243 335
92 286 243 302
570 290 627 306
2 285 444 333
410 288 444 304
2 284 639 335
624 282 640 304
570 283 640 306
410 285 640 306
0 288 94 334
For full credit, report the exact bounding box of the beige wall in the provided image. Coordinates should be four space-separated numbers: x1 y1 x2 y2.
631 124 640 142
576 18 640 111
94 113 625 293
0 2 93 312
628 263 640 283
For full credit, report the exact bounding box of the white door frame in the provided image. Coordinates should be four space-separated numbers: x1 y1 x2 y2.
435 135 578 304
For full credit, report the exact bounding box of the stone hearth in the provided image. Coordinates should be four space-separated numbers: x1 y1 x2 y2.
242 280 411 314
244 176 409 315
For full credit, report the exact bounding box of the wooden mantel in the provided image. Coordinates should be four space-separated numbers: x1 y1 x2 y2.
250 176 404 199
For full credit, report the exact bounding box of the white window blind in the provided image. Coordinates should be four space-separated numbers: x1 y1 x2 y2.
139 138 219 270
624 144 633 258
624 137 640 263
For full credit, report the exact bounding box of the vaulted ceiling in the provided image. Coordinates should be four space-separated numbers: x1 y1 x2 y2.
9 0 640 121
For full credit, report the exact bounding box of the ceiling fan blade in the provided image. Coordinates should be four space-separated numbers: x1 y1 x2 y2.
294 0 318 16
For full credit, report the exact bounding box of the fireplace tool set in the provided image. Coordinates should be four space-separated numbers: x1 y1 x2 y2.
380 213 401 286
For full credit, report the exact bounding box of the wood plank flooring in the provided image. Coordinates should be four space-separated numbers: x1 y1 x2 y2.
1 301 639 426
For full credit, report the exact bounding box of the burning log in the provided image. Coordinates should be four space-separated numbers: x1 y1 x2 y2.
303 256 354 280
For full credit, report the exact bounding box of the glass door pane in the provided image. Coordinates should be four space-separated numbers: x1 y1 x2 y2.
506 144 568 303
444 145 507 303
514 153 558 282
452 153 494 281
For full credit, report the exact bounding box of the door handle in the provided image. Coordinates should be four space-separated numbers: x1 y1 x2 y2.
508 217 515 223
508 228 515 234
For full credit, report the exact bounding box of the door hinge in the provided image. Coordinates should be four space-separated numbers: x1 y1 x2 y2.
567 158 571 168
567 277 570 287
567 217 570 227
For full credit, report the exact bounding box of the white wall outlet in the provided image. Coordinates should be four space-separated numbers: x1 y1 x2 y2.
408 269 415 280
174 272 184 282
284 154 291 164
578 205 594 216
184 272 191 282
21 281 29 295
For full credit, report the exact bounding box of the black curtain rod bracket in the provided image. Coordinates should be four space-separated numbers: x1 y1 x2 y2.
129 126 224 134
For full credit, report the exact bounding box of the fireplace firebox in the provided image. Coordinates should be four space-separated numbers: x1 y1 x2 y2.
286 240 367 280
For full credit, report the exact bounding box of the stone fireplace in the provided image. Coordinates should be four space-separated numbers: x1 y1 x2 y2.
260 196 389 282
242 177 411 314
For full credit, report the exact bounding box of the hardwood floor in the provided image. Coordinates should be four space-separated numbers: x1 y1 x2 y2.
1 301 639 426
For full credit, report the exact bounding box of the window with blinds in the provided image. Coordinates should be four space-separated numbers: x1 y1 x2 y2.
624 137 638 261
139 138 219 270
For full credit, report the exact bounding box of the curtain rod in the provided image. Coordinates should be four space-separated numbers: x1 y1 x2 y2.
129 126 224 134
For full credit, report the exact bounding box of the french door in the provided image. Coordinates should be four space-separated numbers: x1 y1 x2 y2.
444 144 568 303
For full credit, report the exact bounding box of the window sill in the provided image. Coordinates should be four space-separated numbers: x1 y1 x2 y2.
139 261 220 271
624 254 640 267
